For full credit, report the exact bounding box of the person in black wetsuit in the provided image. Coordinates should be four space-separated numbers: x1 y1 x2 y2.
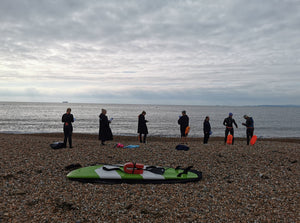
62 108 74 148
138 111 148 143
223 112 238 145
98 109 113 145
242 115 254 145
178 110 189 144
203 116 211 144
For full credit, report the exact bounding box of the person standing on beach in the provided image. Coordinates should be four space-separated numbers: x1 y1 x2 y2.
138 111 148 143
99 109 113 145
178 110 189 144
242 115 254 145
223 113 238 145
203 116 211 144
62 108 74 148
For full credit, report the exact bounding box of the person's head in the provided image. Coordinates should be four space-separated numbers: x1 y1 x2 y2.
66 108 71 114
101 109 107 115
229 112 233 117
182 110 186 116
243 115 249 119
142 111 146 115
205 116 210 121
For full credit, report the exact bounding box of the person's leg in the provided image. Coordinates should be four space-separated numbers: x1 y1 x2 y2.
139 133 143 143
69 131 72 148
204 133 209 144
224 128 229 144
143 134 147 143
63 132 67 148
231 129 234 145
246 129 250 145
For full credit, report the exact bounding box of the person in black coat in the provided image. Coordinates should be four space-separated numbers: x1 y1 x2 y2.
138 111 148 143
203 116 211 144
178 110 189 144
98 109 113 145
62 108 74 148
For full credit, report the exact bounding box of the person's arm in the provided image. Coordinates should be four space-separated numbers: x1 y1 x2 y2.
178 116 182 125
223 118 226 126
62 114 66 123
234 119 238 128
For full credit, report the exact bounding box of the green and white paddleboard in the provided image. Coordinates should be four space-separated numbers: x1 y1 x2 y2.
67 164 202 184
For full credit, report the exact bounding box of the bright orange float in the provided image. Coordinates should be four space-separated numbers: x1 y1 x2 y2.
250 135 257 145
227 134 233 145
124 162 144 174
185 126 190 135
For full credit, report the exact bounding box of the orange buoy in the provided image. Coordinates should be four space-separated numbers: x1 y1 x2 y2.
250 135 257 145
185 126 190 135
227 134 233 145
124 162 144 174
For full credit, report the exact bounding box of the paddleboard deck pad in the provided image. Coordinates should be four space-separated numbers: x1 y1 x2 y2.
67 164 202 184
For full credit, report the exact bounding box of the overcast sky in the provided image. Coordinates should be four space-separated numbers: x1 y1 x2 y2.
0 0 299 105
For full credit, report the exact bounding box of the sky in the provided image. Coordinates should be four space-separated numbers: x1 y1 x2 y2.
0 0 300 106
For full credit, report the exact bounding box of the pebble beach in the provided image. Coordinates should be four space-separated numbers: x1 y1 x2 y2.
1 133 299 222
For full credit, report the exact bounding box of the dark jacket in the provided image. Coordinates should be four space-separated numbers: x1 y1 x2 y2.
138 114 148 134
98 113 113 141
62 113 74 131
244 117 254 128
203 120 211 133
178 115 189 132
223 117 238 128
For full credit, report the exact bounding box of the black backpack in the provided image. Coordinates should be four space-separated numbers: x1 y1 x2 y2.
50 142 65 149
175 144 190 151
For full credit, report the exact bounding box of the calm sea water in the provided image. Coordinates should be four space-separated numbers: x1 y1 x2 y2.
0 102 299 138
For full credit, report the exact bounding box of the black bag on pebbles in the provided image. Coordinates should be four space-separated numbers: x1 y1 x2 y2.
50 142 65 149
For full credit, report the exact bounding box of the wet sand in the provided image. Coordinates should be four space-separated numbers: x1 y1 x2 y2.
1 133 299 222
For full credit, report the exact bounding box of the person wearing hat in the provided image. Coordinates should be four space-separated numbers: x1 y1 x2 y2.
223 112 238 145
242 115 254 145
178 110 189 144
138 111 148 143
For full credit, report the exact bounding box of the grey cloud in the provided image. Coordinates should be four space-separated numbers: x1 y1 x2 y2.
0 0 299 105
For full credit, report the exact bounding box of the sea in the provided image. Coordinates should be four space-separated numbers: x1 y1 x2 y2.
0 102 299 138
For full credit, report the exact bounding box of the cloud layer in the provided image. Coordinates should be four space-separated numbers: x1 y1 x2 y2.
1 0 300 105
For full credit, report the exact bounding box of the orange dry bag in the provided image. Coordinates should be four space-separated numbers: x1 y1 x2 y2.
185 126 190 135
124 162 144 174
227 134 233 145
250 135 257 145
